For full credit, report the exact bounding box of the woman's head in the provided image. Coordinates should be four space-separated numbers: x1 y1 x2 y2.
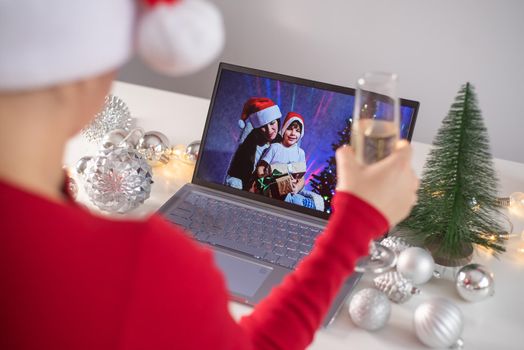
259 119 280 142
238 97 282 144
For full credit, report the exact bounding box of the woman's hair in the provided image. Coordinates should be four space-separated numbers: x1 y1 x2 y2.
227 119 282 190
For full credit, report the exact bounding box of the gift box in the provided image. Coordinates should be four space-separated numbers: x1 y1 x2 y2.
256 161 306 198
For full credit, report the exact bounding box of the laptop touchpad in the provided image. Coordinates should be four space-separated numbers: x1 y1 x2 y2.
213 250 273 298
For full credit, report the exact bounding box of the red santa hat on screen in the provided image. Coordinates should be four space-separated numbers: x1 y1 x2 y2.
238 97 282 144
280 112 305 140
0 0 224 91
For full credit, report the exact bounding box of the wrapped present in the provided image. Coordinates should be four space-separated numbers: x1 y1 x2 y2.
256 162 306 198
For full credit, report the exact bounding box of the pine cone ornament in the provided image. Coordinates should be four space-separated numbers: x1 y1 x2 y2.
380 236 411 256
373 271 420 303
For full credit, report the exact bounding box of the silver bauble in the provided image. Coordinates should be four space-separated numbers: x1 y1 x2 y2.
456 263 494 302
75 156 93 175
348 288 391 331
373 271 420 303
136 131 170 166
122 127 145 148
414 298 464 349
397 247 435 285
102 129 129 149
82 147 153 214
82 95 132 142
380 236 411 256
185 140 201 162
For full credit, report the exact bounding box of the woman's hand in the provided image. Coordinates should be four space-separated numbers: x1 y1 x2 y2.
335 140 419 227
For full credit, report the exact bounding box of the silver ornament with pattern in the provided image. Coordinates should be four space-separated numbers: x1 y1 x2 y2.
373 271 420 303
82 147 153 213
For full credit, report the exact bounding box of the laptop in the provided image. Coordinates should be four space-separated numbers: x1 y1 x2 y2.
158 62 419 326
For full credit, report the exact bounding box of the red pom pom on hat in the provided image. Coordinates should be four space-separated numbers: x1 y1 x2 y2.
137 0 225 76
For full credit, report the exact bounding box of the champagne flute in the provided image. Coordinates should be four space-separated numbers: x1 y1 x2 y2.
352 72 400 273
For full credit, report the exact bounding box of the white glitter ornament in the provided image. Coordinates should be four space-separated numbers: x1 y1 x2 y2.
397 247 435 285
348 288 391 331
414 298 464 349
373 271 420 303
82 147 153 213
456 263 495 302
82 95 132 142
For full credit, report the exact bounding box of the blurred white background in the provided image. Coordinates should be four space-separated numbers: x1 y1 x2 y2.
118 0 524 163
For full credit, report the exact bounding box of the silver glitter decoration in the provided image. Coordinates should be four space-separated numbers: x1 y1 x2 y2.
397 247 435 285
82 95 132 142
348 288 391 331
379 236 411 256
456 263 494 302
373 271 420 303
414 298 464 349
82 147 153 213
136 131 171 166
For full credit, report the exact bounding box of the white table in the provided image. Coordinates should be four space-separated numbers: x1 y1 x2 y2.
65 81 524 350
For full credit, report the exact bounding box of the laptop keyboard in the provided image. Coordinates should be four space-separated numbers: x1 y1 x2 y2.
165 192 322 269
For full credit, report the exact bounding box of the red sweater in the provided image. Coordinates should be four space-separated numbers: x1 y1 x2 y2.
0 180 388 349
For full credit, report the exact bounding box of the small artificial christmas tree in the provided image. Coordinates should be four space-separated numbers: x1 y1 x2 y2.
399 82 505 265
310 117 352 213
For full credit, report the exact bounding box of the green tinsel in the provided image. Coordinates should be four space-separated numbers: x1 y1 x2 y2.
399 82 506 262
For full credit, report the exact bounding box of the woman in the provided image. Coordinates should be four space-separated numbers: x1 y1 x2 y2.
225 97 283 190
0 1 419 349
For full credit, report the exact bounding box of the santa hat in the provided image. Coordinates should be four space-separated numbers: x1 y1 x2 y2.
280 112 305 140
0 0 224 91
237 97 282 144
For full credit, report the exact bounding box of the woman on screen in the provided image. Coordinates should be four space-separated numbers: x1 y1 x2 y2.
225 97 283 190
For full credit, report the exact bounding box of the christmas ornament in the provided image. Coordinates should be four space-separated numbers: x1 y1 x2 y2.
414 298 464 349
102 129 129 149
82 147 153 214
136 131 171 166
373 271 420 303
122 128 145 148
380 236 411 256
397 247 435 285
399 83 506 264
82 95 132 142
185 141 201 162
348 288 391 331
456 263 494 302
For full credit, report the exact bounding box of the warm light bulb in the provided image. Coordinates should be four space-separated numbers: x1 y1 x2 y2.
509 192 524 217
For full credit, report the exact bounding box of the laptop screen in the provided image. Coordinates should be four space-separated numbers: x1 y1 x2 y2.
194 63 419 218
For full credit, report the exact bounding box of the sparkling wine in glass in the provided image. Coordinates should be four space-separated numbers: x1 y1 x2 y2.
352 72 400 273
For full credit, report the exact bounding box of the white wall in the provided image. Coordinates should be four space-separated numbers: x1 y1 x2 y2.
118 0 524 163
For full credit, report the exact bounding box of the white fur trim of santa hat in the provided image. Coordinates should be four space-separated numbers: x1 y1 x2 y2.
248 105 282 129
0 0 134 91
0 0 224 91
